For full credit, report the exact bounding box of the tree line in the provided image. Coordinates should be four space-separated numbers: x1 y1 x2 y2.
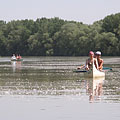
0 13 120 56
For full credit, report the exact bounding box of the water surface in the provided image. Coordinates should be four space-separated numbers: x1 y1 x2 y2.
0 56 120 120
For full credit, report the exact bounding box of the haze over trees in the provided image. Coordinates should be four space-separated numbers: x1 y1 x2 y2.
0 13 120 56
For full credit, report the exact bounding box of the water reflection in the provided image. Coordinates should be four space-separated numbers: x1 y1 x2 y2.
86 77 105 102
11 61 22 72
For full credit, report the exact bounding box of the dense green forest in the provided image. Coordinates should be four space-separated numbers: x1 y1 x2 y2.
0 13 120 56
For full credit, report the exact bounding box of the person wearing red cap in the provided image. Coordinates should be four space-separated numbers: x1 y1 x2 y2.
77 51 97 70
85 51 95 70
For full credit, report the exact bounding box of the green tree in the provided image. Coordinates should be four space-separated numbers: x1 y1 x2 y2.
53 23 80 56
95 32 118 55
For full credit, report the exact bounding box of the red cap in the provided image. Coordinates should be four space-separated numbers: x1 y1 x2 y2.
89 51 94 55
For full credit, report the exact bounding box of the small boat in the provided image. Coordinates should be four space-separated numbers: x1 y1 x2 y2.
11 58 23 61
73 67 112 73
84 60 105 78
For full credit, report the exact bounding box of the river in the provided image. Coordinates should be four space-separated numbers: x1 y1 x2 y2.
0 56 120 120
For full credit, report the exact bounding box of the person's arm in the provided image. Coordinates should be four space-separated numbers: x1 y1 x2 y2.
98 59 103 70
77 65 85 69
85 59 89 70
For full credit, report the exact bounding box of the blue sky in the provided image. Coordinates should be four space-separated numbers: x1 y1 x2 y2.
0 0 120 24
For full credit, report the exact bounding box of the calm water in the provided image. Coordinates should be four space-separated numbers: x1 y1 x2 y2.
0 56 120 120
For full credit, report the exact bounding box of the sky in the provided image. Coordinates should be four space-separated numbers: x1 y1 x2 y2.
0 0 120 24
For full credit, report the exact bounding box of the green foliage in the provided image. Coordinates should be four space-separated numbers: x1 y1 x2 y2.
53 23 80 55
95 32 118 55
0 13 120 56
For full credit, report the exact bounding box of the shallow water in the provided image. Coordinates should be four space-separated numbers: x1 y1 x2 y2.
0 56 120 120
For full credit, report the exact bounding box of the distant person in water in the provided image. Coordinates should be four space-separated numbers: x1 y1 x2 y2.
18 54 22 59
16 54 22 60
95 51 103 71
16 54 19 59
11 54 16 60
